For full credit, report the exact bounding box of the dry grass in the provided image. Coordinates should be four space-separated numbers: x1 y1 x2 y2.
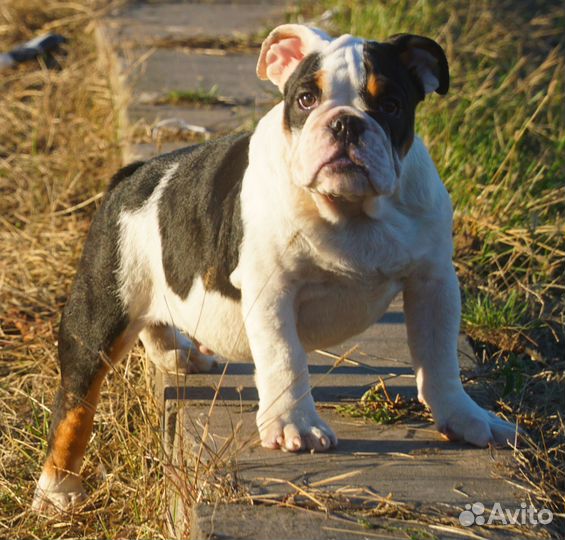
0 1 169 537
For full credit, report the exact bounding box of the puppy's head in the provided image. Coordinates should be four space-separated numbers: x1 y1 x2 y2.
257 24 449 222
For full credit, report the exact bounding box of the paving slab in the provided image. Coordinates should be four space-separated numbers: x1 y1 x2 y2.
158 299 520 539
104 2 288 47
168 406 519 540
126 103 260 160
188 504 399 540
96 0 285 164
156 350 417 406
172 406 516 504
128 103 260 133
153 299 474 410
130 49 275 105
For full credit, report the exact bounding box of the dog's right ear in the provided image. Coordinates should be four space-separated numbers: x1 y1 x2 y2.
257 24 331 92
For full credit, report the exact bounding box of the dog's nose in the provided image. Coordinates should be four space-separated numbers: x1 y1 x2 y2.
329 115 365 145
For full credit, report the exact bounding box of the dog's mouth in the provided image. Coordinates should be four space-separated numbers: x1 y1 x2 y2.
318 153 367 177
321 155 365 174
308 154 370 217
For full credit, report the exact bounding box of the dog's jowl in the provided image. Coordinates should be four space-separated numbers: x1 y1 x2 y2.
33 24 517 511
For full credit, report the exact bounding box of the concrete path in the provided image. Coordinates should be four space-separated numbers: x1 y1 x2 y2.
96 3 527 539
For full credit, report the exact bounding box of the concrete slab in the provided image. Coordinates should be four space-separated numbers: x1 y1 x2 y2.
96 0 284 165
105 2 289 47
125 141 193 162
126 102 262 161
129 103 260 133
188 504 401 540
152 303 474 409
156 351 417 406
172 406 516 505
112 48 275 161
188 502 524 540
129 49 276 105
159 299 517 537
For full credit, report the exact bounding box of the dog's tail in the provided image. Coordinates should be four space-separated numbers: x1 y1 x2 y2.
107 160 145 191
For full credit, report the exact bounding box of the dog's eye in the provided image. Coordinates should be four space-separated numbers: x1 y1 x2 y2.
297 92 318 111
377 97 401 116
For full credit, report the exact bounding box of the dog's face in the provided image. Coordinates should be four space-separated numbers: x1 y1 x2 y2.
257 25 449 222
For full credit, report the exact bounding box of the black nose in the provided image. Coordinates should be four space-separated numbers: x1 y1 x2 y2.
329 115 365 145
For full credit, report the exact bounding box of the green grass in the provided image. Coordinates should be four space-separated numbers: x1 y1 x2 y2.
463 291 530 332
163 84 221 105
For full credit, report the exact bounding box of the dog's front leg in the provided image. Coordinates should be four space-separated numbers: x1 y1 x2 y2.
403 264 517 447
241 271 337 452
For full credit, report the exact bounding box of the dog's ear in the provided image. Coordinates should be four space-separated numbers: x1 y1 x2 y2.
387 34 449 96
257 24 331 92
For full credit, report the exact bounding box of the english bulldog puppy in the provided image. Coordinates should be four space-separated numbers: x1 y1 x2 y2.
33 24 516 511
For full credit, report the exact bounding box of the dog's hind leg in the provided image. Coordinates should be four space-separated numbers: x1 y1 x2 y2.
140 324 217 374
32 291 142 513
32 201 144 513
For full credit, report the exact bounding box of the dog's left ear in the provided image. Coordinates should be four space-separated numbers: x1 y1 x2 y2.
387 34 449 96
257 24 331 92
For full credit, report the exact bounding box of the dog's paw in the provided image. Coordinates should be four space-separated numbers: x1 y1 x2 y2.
152 346 218 374
258 406 337 452
433 392 518 448
141 326 217 374
32 472 86 514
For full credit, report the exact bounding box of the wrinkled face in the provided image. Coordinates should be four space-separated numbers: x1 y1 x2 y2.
257 26 448 222
283 37 421 220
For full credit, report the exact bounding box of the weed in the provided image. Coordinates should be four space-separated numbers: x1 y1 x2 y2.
163 85 220 105
337 379 429 425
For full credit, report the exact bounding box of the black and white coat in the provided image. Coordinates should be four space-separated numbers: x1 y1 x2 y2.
33 24 516 512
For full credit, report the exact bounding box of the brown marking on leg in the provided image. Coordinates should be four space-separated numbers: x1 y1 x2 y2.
44 366 107 477
43 327 138 479
367 72 379 97
33 327 142 511
203 266 218 290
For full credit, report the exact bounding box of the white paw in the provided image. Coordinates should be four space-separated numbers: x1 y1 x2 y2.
432 391 518 447
32 472 86 513
153 346 218 374
258 405 337 452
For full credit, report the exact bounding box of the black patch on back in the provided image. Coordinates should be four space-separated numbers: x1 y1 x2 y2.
158 133 250 300
107 161 145 191
361 42 423 154
283 52 322 131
